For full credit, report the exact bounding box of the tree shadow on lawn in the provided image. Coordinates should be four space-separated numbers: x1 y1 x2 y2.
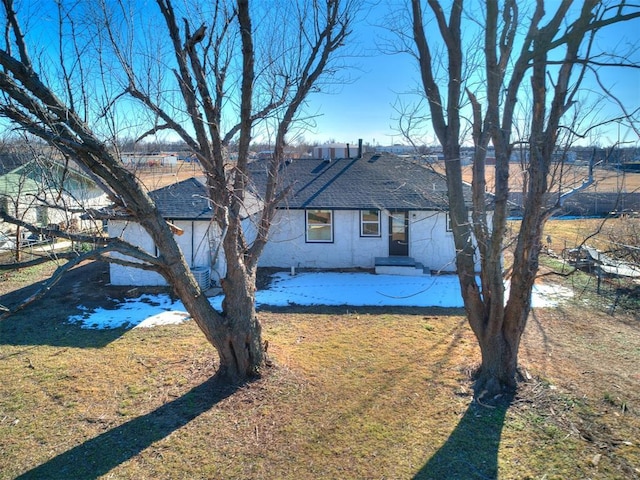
0 290 129 349
413 397 512 480
0 308 130 350
0 261 164 349
15 376 237 480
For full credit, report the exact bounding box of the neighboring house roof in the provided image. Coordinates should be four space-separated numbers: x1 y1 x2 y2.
249 152 473 210
0 153 28 176
0 158 99 197
0 172 41 197
148 177 213 220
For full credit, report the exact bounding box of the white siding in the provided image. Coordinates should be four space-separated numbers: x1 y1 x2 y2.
313 144 360 159
258 210 377 269
408 211 457 272
257 208 467 272
108 208 483 286
4 187 108 232
108 219 226 286
108 221 165 286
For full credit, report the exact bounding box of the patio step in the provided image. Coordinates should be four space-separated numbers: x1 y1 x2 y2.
374 257 431 276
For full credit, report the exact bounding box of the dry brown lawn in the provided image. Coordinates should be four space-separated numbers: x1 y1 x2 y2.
132 161 205 192
435 162 640 194
1 164 639 478
1 249 639 479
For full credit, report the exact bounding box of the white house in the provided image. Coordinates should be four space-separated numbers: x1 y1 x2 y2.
107 152 489 288
248 152 485 275
313 141 362 160
108 178 225 288
0 158 109 239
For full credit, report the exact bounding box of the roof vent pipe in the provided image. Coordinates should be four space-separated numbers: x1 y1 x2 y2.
358 139 363 158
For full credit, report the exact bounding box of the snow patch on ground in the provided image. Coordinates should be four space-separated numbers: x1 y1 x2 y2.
530 282 574 307
69 294 188 330
256 272 465 308
68 272 574 330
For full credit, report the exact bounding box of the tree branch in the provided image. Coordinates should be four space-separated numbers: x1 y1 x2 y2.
0 246 108 318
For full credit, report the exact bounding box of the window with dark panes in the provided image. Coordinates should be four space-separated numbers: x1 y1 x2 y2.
360 209 380 236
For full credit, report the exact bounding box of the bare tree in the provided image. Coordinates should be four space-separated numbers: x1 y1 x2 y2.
0 138 95 261
0 140 40 261
404 0 639 399
0 0 355 383
608 219 640 266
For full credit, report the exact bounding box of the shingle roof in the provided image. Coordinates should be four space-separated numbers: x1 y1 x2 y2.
0 159 99 197
0 153 27 176
249 152 467 210
149 177 213 220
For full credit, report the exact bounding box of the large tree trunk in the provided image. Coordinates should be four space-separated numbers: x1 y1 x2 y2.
475 331 517 397
473 311 524 399
407 0 639 403
469 172 544 398
161 252 264 384
149 215 265 384
217 260 264 382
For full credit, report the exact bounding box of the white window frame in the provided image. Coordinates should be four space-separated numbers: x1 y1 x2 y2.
446 212 453 232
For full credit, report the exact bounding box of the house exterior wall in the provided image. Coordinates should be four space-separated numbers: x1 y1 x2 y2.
108 208 485 287
108 219 225 286
108 221 166 286
256 208 467 272
1 186 108 237
257 209 383 269
409 211 458 272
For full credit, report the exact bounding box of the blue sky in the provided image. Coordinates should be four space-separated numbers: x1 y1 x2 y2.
4 0 639 149
300 2 640 148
